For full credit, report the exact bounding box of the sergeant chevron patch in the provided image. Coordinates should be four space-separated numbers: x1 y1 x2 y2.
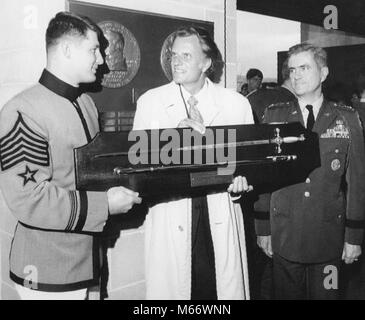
0 112 49 170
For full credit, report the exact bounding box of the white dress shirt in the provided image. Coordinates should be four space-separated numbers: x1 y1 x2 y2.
298 94 323 128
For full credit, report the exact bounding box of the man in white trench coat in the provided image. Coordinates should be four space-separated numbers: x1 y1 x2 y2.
133 26 254 300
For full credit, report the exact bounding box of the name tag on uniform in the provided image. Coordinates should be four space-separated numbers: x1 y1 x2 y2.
320 120 349 139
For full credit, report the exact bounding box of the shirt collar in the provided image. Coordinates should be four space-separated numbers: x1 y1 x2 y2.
39 69 80 102
299 94 324 116
179 78 209 103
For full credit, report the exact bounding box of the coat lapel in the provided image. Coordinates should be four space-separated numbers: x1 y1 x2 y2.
164 83 190 127
313 100 337 135
164 80 222 127
199 83 221 126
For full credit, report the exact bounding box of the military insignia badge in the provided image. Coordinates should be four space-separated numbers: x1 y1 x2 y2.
18 165 38 186
0 112 50 170
320 120 350 138
331 159 341 171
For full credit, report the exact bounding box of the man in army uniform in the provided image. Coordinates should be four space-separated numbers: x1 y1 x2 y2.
248 59 296 124
255 43 365 299
0 12 141 299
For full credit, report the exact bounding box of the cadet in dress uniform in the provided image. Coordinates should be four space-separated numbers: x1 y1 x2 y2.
0 12 141 300
255 43 365 299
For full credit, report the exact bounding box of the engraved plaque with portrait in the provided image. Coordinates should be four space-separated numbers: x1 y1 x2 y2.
98 21 140 88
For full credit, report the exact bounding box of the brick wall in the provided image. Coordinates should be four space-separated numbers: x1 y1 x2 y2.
0 0 237 299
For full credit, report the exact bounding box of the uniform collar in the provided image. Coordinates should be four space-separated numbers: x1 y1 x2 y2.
39 69 80 102
246 88 258 98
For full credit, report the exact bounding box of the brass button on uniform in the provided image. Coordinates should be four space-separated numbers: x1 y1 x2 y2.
305 178 311 184
304 191 310 197
335 149 339 153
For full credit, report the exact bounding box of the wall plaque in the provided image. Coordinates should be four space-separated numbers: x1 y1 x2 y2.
68 0 213 130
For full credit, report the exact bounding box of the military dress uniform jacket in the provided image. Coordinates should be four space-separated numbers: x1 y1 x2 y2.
0 70 109 291
255 99 365 263
248 86 296 123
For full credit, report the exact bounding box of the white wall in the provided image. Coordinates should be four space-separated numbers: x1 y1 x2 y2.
236 11 300 87
0 0 237 300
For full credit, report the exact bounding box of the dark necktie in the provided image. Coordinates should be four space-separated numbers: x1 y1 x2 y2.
186 97 216 299
306 105 315 131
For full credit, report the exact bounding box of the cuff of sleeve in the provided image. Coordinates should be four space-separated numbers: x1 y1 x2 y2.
254 193 271 212
254 212 271 236
83 191 109 232
345 227 364 245
229 193 242 202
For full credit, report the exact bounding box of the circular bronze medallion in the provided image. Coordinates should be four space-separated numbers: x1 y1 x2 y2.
160 32 174 82
98 21 140 88
331 159 340 171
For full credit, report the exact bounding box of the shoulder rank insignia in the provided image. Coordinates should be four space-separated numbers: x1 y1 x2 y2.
334 103 355 112
320 120 349 139
0 112 49 170
267 101 291 110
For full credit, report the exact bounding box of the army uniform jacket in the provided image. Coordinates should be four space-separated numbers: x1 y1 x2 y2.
255 99 365 263
0 70 109 291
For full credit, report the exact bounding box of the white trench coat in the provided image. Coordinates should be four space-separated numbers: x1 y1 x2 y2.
133 79 254 299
